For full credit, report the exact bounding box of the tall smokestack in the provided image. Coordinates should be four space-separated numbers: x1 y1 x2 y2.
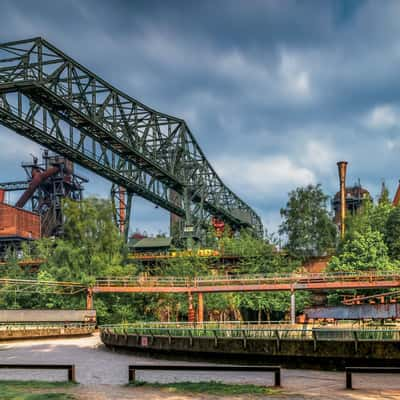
337 161 348 239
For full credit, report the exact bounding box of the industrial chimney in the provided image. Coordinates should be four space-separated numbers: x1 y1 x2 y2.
337 161 348 239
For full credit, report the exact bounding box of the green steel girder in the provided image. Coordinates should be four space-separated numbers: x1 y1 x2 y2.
0 94 184 216
111 184 133 242
0 180 29 191
0 37 263 237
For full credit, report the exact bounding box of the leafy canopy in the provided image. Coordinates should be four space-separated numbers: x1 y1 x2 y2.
328 227 395 273
385 206 400 260
279 184 337 258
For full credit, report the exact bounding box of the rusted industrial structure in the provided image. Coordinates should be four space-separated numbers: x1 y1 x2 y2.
393 181 400 206
333 169 370 238
0 37 263 246
3 271 400 324
332 183 370 223
0 201 41 256
0 151 87 256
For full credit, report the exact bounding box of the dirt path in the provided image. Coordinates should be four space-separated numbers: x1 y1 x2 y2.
1 334 400 399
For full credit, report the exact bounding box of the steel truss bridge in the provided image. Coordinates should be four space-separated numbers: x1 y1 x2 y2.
0 37 263 242
1 271 400 323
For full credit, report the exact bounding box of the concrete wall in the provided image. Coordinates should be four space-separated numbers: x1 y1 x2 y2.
0 309 96 323
0 326 94 340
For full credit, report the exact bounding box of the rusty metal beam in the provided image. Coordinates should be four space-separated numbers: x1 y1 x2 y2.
0 259 46 267
92 279 400 294
3 273 400 297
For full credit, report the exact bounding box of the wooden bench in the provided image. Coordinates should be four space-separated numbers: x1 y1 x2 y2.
128 364 281 387
0 364 76 382
346 367 400 389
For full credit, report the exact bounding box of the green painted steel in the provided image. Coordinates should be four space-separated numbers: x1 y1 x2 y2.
0 37 263 240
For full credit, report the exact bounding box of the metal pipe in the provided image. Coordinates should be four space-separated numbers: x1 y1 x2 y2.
337 161 348 239
15 166 59 209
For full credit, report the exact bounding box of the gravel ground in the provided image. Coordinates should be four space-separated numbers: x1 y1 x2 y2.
0 333 400 399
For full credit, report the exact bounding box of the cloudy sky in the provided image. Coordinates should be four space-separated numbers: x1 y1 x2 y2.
0 0 400 236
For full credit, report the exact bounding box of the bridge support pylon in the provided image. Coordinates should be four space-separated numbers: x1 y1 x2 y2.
197 292 204 323
86 288 94 310
188 292 195 323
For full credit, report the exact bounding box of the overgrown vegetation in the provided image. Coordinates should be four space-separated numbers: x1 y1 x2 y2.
1 180 398 322
0 195 310 323
328 193 400 273
327 189 400 304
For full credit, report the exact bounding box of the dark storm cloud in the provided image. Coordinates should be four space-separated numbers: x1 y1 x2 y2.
0 0 400 233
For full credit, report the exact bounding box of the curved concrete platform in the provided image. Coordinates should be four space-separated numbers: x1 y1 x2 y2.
101 330 400 369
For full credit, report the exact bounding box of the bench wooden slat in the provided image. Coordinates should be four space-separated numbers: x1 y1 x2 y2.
0 364 73 369
0 364 75 381
128 364 281 386
130 364 279 371
347 367 400 373
345 367 400 389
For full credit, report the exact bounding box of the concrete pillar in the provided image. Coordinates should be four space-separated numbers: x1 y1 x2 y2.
188 292 195 323
86 288 93 310
290 289 296 324
197 292 204 323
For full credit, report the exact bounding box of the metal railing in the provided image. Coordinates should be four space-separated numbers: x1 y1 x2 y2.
95 270 400 288
100 323 400 342
1 270 399 292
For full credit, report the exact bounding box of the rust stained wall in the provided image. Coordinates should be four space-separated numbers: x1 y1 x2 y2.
0 203 41 239
302 256 331 273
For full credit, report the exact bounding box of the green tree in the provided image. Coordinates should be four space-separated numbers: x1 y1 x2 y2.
36 197 132 284
279 184 337 258
0 198 143 322
379 182 390 205
345 198 392 241
0 196 314 323
328 227 394 273
385 206 400 260
328 199 399 305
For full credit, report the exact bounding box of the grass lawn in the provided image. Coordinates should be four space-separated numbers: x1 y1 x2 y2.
0 380 76 400
131 380 281 396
